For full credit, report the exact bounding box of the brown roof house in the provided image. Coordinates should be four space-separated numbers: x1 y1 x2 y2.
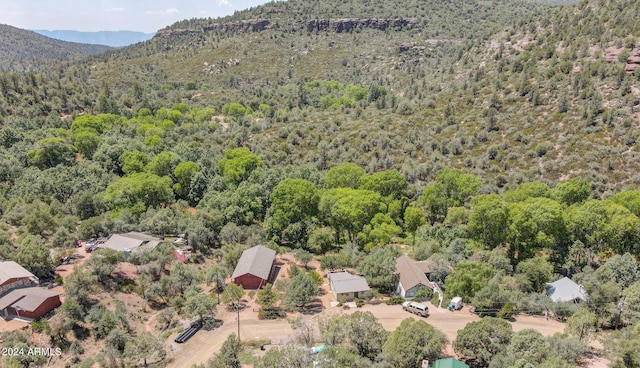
396 255 435 299
231 245 276 289
328 271 370 302
0 261 61 320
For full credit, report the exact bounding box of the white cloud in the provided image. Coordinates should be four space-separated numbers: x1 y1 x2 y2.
216 0 230 6
145 8 181 16
108 7 125 13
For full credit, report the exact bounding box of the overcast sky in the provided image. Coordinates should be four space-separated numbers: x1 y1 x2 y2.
0 0 273 33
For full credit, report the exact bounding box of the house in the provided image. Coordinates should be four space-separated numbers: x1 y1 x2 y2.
102 232 163 257
0 261 61 320
328 271 370 301
0 287 61 320
0 261 39 295
396 255 434 299
546 277 588 303
431 357 469 368
231 245 276 289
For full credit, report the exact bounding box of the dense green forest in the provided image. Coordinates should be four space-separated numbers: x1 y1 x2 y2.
1 0 640 367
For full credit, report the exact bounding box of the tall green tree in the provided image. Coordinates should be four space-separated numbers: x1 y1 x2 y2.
282 273 319 309
444 261 494 300
382 318 447 368
468 194 509 249
218 147 263 183
419 168 481 223
266 178 319 241
357 169 408 200
454 317 513 368
324 162 365 189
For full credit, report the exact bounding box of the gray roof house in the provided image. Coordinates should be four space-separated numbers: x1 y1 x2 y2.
102 232 163 253
231 245 277 289
396 255 434 299
546 277 588 303
328 271 370 301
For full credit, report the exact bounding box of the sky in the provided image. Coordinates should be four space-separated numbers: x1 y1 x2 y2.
0 0 273 33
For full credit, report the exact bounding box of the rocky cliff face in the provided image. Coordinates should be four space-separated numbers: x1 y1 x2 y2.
154 18 417 38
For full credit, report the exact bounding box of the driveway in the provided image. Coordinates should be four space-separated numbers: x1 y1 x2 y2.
168 301 569 368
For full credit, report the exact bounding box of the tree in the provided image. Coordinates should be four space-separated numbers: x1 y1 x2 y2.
357 169 408 200
318 188 386 242
454 317 513 368
283 273 319 309
184 289 217 321
503 181 552 202
218 147 263 183
566 199 638 254
468 194 509 249
316 346 371 368
318 314 349 345
419 168 481 223
146 151 177 177
507 197 567 263
119 150 148 174
359 213 401 249
258 343 312 368
63 267 98 310
358 246 398 294
205 265 228 303
348 311 388 360
256 283 280 309
294 249 313 268
266 178 319 241
27 137 75 169
516 256 553 293
173 161 201 200
325 162 365 188
103 172 174 215
13 238 54 279
553 178 591 205
611 190 640 218
382 318 447 368
404 206 425 246
444 261 494 300
565 309 597 342
123 332 166 367
601 253 639 289
222 283 245 310
207 333 242 368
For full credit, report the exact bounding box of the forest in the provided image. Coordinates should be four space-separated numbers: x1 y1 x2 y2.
1 0 640 367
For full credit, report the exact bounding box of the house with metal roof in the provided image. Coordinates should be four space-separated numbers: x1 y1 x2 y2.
328 271 370 301
0 287 61 320
546 277 588 303
102 232 163 257
0 261 61 320
231 245 276 289
396 255 435 299
0 261 39 295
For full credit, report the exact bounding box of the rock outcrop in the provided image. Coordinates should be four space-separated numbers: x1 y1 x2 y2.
154 17 417 39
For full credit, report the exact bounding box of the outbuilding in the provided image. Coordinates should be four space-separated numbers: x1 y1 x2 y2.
546 277 588 303
328 271 370 301
231 245 276 289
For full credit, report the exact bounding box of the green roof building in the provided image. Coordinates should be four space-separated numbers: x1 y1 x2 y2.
432 358 469 368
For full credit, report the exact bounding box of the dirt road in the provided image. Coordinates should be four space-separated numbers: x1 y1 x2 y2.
168 302 571 368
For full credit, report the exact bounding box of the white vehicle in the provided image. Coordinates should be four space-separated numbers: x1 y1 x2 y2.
402 301 429 317
448 296 463 311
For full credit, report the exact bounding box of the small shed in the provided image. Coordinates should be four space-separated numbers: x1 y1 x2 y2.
328 271 370 301
432 357 469 368
231 245 276 289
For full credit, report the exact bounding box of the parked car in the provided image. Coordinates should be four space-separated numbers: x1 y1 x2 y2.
174 320 202 343
85 241 99 252
402 301 429 317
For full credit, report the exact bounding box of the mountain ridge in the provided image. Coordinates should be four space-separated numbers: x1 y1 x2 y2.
33 29 155 47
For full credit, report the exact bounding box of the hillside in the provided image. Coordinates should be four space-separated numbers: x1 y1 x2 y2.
33 30 155 48
2 0 640 367
0 24 112 72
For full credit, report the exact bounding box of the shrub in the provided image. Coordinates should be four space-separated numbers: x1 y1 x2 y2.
386 296 405 305
355 298 364 308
